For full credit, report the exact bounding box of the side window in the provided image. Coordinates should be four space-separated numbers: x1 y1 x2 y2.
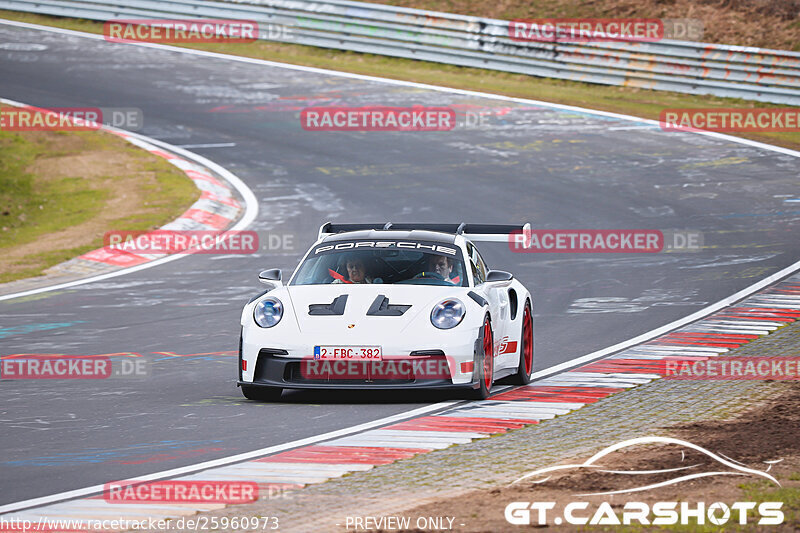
470 261 481 284
466 242 485 284
475 251 488 281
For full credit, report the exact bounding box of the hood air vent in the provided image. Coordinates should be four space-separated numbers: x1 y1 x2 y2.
308 295 348 315
367 295 411 316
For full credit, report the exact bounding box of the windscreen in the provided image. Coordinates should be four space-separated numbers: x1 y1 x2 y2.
291 240 468 287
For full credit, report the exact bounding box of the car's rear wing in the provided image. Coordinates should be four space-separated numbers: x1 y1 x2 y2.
318 222 531 244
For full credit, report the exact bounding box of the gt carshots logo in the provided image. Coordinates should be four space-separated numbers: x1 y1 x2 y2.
505 436 785 527
314 241 458 255
505 501 783 526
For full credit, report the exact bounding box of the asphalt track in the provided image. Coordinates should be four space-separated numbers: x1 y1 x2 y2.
0 21 799 507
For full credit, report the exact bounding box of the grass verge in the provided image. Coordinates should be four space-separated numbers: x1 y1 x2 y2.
0 104 199 283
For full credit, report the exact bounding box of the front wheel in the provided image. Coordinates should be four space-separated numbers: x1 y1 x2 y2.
511 301 534 385
241 384 282 402
470 315 494 400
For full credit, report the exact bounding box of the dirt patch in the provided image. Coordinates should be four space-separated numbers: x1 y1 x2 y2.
398 382 800 531
7 152 144 258
0 111 199 283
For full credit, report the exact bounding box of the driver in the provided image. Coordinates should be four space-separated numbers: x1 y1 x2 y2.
427 254 455 283
332 256 373 284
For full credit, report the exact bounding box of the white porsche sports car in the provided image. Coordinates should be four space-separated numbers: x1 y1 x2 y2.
238 223 534 400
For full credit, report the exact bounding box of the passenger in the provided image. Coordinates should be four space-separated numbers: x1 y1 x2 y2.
332 256 372 284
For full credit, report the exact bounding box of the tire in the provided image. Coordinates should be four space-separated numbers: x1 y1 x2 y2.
241 384 283 401
471 315 494 400
511 301 534 385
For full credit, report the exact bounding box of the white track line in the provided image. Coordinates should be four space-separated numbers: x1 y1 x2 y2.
1 17 799 516
0 401 457 514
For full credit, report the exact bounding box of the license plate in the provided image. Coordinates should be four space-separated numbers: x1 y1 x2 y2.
314 346 382 360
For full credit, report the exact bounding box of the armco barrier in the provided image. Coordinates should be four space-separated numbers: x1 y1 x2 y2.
0 0 799 105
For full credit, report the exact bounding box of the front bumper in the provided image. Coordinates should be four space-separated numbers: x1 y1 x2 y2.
239 350 480 390
238 379 476 391
240 309 485 389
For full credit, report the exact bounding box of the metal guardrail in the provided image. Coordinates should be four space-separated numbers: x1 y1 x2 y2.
1 0 799 105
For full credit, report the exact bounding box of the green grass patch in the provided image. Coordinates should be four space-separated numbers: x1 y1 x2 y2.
0 130 104 250
0 105 198 284
739 478 800 530
0 246 98 284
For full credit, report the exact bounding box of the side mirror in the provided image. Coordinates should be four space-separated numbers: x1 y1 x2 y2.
258 269 282 285
486 270 513 283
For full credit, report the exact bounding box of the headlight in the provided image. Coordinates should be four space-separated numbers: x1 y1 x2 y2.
254 298 283 328
430 298 465 329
